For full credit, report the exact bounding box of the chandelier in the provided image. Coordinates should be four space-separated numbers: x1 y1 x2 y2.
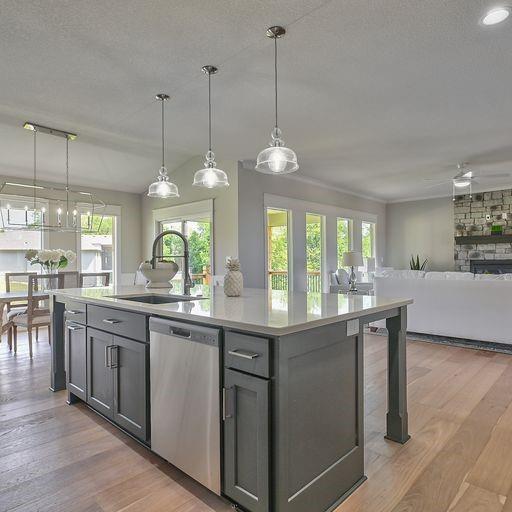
0 123 105 233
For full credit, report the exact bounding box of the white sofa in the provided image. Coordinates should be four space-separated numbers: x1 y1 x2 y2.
373 270 512 345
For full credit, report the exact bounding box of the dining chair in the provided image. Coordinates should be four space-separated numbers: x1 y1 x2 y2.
79 272 110 287
12 274 64 357
4 271 38 349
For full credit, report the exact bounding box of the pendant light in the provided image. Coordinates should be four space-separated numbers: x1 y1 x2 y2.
255 26 298 175
147 94 179 198
193 66 229 189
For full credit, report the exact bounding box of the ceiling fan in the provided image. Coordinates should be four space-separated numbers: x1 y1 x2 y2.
424 163 512 199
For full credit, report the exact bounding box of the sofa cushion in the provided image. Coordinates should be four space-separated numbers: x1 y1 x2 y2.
474 274 505 280
379 269 425 279
425 271 474 280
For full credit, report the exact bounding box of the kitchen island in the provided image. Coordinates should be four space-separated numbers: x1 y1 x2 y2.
50 285 412 512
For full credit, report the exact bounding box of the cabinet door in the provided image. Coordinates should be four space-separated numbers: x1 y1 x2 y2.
86 328 113 418
65 322 87 401
223 369 269 512
111 336 148 442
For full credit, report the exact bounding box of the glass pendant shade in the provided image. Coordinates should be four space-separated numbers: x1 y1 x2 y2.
147 94 179 198
256 127 298 174
193 151 229 188
147 166 179 198
194 66 229 189
255 26 298 176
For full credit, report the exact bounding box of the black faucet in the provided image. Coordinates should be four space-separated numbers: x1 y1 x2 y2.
151 230 193 295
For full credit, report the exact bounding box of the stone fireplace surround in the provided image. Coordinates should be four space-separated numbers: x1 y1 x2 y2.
454 188 512 272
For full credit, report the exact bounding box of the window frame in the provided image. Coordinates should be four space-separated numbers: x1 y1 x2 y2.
152 199 214 276
76 204 121 286
265 207 292 291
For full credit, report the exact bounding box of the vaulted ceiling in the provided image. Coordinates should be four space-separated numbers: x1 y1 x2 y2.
1 0 512 201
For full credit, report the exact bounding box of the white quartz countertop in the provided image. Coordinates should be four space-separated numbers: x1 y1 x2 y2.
52 284 412 336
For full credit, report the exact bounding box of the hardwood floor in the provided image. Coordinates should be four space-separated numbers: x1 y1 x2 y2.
1 332 511 511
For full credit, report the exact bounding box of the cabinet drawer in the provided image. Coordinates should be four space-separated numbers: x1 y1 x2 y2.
64 299 87 325
87 305 147 342
225 331 270 378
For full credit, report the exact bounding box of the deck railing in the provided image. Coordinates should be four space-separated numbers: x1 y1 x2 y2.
268 271 321 292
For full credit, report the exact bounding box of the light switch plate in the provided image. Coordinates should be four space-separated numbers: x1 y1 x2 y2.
347 319 360 337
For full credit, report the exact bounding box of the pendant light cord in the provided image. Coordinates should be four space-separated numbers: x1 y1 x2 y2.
208 70 212 153
33 130 36 209
161 98 165 168
66 137 70 222
274 35 278 130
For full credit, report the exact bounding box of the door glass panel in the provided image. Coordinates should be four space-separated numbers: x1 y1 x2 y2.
337 218 351 269
0 202 43 292
160 217 211 286
306 213 323 292
362 221 376 259
266 208 289 291
80 214 116 284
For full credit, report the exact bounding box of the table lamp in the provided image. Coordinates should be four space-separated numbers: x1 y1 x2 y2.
343 251 364 292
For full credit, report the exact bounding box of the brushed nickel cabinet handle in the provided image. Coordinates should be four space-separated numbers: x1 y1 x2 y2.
103 318 121 324
228 349 260 360
105 345 110 368
110 345 119 368
223 387 235 420
67 310 82 315
67 325 83 331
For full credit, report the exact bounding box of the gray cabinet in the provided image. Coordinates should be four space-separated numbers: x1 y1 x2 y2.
65 321 87 401
86 328 149 442
223 368 270 512
86 327 114 418
112 335 148 442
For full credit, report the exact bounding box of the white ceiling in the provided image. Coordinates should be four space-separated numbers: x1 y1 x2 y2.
1 0 512 201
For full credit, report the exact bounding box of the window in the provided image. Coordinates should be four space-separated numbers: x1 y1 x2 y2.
80 214 116 284
0 201 44 292
160 215 212 286
336 218 351 269
306 213 324 292
266 208 290 290
362 221 376 259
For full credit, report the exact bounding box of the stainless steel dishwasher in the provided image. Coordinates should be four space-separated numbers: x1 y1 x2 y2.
149 317 221 495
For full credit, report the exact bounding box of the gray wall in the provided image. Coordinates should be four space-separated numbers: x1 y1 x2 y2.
238 165 387 288
385 196 454 271
141 156 238 273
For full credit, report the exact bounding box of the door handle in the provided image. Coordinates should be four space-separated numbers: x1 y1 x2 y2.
110 345 119 368
67 325 83 331
105 345 111 368
103 318 121 325
222 387 236 420
228 349 260 360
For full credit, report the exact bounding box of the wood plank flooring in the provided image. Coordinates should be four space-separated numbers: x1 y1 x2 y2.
1 332 512 511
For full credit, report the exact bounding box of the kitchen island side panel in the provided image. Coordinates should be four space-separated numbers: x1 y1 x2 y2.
274 320 364 512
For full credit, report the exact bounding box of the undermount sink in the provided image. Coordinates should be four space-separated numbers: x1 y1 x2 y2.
111 294 200 304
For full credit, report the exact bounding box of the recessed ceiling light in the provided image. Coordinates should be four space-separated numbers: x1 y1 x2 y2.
482 7 510 25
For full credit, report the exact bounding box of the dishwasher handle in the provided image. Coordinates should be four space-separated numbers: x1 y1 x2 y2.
149 316 220 346
169 327 192 339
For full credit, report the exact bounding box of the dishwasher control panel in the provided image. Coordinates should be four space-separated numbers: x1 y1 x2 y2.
149 316 220 347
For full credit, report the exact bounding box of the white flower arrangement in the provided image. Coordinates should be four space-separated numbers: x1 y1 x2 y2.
25 249 76 271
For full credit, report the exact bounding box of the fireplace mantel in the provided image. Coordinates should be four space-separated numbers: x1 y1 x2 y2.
455 235 512 245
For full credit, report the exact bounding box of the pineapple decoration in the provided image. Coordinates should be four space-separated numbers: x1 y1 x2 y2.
224 257 244 297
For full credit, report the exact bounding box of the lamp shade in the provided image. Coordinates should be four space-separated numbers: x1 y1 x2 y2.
343 251 363 267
